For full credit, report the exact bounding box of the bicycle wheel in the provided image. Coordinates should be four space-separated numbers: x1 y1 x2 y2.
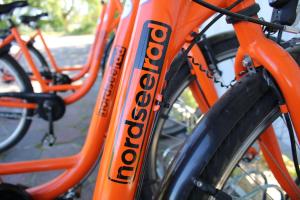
141 31 239 197
167 71 296 199
0 53 34 153
143 33 298 199
16 43 50 74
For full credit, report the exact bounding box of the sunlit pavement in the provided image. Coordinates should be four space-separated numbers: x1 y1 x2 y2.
0 35 100 199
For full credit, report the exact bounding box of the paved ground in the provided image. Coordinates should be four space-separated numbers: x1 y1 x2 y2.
0 35 99 199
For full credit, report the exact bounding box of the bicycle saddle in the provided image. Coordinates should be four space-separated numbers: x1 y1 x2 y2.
20 12 48 24
0 1 28 15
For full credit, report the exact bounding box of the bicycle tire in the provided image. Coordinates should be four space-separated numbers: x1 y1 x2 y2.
189 72 281 199
100 34 115 75
142 32 295 199
26 44 50 73
157 71 283 199
17 43 50 74
0 53 34 153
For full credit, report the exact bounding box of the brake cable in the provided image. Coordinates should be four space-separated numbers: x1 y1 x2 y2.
181 0 300 89
184 0 244 54
192 0 300 34
192 0 300 180
165 0 245 94
177 0 300 90
284 113 300 182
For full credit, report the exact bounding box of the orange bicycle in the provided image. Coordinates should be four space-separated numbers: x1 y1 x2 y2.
15 11 114 82
0 0 121 151
1 0 300 199
1 1 121 93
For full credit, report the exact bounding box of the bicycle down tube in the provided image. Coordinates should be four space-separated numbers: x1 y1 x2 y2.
0 0 139 199
94 0 300 199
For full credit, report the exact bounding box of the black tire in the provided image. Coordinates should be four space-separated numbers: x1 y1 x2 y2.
156 72 285 200
187 72 281 199
141 32 239 198
27 44 50 72
0 53 34 153
100 34 115 75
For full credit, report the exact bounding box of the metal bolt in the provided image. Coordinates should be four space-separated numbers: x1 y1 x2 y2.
242 56 253 68
193 178 203 188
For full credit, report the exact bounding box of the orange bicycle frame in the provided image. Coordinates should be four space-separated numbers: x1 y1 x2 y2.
15 1 118 79
0 0 121 109
0 0 300 199
0 0 139 199
93 0 300 199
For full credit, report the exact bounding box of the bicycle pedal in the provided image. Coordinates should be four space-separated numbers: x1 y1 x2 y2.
41 133 57 147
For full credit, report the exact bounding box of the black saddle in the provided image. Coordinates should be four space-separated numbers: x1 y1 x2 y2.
0 1 28 15
20 12 48 25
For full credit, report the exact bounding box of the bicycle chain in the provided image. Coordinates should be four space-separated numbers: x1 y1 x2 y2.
187 55 248 89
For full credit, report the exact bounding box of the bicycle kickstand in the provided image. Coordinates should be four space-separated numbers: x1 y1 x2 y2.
41 105 57 146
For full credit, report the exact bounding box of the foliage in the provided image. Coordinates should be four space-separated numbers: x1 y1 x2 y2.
1 0 101 34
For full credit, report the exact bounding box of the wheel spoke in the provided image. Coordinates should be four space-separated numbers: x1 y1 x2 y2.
0 111 22 119
235 164 277 200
